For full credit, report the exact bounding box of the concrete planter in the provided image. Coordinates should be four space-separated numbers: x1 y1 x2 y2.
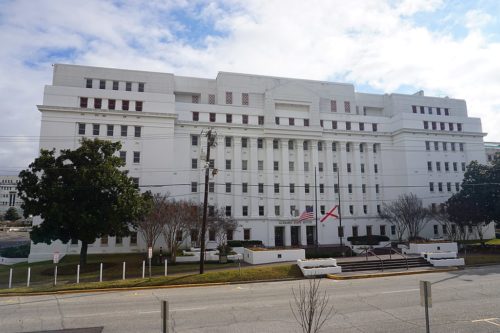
244 248 305 265
297 258 341 276
404 242 458 255
429 258 465 267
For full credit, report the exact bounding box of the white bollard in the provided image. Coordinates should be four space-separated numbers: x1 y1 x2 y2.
99 263 103 282
164 259 168 277
27 267 31 287
122 261 126 280
76 264 80 284
142 260 145 279
54 265 58 286
8 268 13 289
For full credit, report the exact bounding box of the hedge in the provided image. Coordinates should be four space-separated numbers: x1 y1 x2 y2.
346 235 390 245
0 244 30 258
227 240 263 248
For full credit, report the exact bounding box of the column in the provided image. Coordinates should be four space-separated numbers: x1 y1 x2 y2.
352 142 363 217
280 140 291 218
249 138 259 217
233 137 242 217
215 136 225 207
339 142 348 225
265 138 275 218
296 140 306 245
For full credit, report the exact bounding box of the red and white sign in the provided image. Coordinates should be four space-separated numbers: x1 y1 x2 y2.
320 205 338 222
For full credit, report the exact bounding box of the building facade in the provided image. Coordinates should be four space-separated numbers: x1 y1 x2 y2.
0 176 22 217
29 64 494 261
485 142 500 164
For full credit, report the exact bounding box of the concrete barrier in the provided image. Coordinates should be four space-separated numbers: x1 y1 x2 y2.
244 248 305 265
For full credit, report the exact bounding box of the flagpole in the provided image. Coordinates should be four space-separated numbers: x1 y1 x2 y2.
315 166 319 252
337 168 344 255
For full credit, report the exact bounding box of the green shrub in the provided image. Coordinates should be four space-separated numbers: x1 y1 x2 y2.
227 240 263 248
0 244 30 258
347 235 389 245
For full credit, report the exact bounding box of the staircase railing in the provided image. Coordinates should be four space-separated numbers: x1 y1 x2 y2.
388 247 409 270
367 249 384 271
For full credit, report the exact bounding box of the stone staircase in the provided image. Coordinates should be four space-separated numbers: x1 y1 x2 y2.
339 257 433 272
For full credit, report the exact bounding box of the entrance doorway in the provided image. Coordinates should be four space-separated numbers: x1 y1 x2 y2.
291 226 301 246
306 226 316 246
275 226 285 247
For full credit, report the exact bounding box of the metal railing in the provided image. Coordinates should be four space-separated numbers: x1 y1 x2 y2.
358 246 385 271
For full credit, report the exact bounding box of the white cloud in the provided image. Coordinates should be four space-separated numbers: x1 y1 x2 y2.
0 0 499 174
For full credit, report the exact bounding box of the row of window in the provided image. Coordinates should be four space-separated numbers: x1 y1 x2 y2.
0 186 15 191
80 97 143 111
192 112 263 124
77 123 142 137
190 182 381 195
425 141 465 152
86 79 145 92
319 120 378 132
423 121 462 131
412 105 450 116
119 150 141 164
427 161 466 172
429 182 461 192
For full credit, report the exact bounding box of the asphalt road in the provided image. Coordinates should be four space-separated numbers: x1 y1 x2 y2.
1 266 500 333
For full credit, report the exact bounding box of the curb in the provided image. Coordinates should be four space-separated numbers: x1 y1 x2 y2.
326 267 459 280
0 277 304 298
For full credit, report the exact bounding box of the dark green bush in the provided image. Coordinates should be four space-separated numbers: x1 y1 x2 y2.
0 244 30 258
227 240 263 248
347 235 390 245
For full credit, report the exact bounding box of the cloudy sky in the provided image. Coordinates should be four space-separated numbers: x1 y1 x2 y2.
1 0 499 175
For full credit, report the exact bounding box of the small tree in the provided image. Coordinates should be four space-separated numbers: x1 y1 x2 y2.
290 278 335 333
379 193 431 241
433 208 460 242
210 207 238 256
136 192 166 251
4 207 20 221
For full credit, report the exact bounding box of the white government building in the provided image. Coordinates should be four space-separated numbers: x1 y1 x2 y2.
29 64 495 261
0 176 23 216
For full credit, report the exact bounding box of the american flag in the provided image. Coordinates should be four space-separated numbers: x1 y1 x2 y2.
298 206 314 222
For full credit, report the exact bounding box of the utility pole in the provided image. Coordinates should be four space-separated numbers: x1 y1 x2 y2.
199 129 216 274
314 166 319 253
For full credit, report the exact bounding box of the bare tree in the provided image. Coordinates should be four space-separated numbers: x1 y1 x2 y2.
290 278 335 333
380 193 432 241
211 207 238 256
162 200 198 264
433 209 460 242
136 193 167 250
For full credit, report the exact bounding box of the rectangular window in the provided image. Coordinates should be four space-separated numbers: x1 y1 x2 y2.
242 160 248 170
208 94 215 105
191 158 197 169
445 162 449 172
334 184 339 193
241 137 248 148
429 182 434 192
242 93 249 106
209 229 215 241
346 122 351 130
273 139 279 149
135 101 143 112
257 139 263 148
244 228 250 240
348 184 353 194
274 183 280 194
126 82 132 91
304 119 309 127
428 161 432 171
80 97 88 108
347 163 352 173
359 122 364 131
275 117 280 125
432 122 437 130
333 163 338 172
349 205 354 215
225 206 231 217
107 99 115 110
225 182 232 193
138 82 144 92
362 184 366 194
191 182 197 193
425 141 430 151
318 162 324 172
459 143 464 152
225 136 232 147
331 100 337 112
209 182 215 193
305 184 310 194
133 151 140 163
352 226 358 237
242 183 248 193
428 107 433 114
225 159 231 170
122 100 129 111
258 183 264 193
360 164 365 173
319 184 324 194
320 120 324 127
461 162 466 171
420 106 425 114
332 142 337 151
436 162 441 172
289 161 295 171
258 116 264 125
191 135 198 146
94 98 102 109
412 105 417 113
442 142 447 151
130 232 138 245
363 205 368 214
344 101 351 113
259 206 264 216
226 91 233 104
134 126 141 138
192 112 199 121
318 141 323 151
445 108 449 116
289 117 295 126
258 160 264 171
440 122 445 130
290 183 295 194
304 162 309 172
86 78 92 88
447 182 451 192
375 184 380 194
359 143 364 153
372 123 378 132
107 124 114 136
455 182 460 191
274 161 279 171
453 162 458 172
226 114 232 123
192 95 199 104
242 206 248 217
209 113 216 122
438 182 443 192
99 80 106 89
449 123 454 131
112 81 119 90
434 142 439 151
332 121 337 129
78 123 86 135
242 114 248 124
288 140 294 150
423 121 429 129
93 124 100 136
303 141 309 150
119 151 126 163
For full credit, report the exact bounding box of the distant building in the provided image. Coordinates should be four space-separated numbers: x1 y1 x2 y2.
0 175 22 217
29 64 495 261
485 142 500 164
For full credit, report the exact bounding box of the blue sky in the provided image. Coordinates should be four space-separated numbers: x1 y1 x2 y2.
0 0 499 174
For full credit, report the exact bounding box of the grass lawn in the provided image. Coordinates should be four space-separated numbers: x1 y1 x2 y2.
0 253 240 289
0 263 302 295
459 239 500 245
465 254 500 265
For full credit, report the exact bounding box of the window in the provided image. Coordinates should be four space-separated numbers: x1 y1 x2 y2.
112 81 119 90
428 161 432 171
333 163 338 173
303 141 309 150
436 162 441 172
346 122 351 130
273 139 279 149
258 160 264 171
241 137 248 148
242 183 248 193
259 206 264 216
372 123 378 132
209 182 215 193
289 161 295 171
359 122 364 131
107 99 115 110
380 225 386 236
94 98 102 109
191 182 197 193
304 162 309 172
344 101 351 113
138 82 144 92
191 135 198 146
191 158 197 169
258 183 264 193
93 124 100 136
290 183 295 194
119 151 126 163
99 80 106 89
319 184 324 194
374 164 379 173
257 139 263 148
130 232 138 245
318 162 324 172
305 184 310 194
122 100 129 111
332 121 337 129
455 182 460 191
432 122 437 130
225 206 231 217
273 161 279 171
258 116 264 125
208 94 215 104
192 112 199 121
453 162 458 172
377 205 381 214
80 97 88 108
242 160 248 170
347 163 351 173
445 108 449 116
428 107 433 115
225 92 232 104
225 136 232 147
423 121 429 130
242 114 248 124
289 117 295 126
445 162 449 172
334 184 339 193
209 229 215 241
352 226 358 237
320 120 324 127
78 123 86 135
331 100 337 112
242 206 248 217
362 184 366 194
320 205 325 214
429 182 434 192
375 184 380 194
125 82 131 91
209 113 216 122
459 143 464 152
225 182 231 193
363 205 368 214
438 182 443 192
349 205 354 214
318 141 323 151
348 184 352 194
442 142 447 151
133 151 141 163
332 142 337 151
274 183 280 194
226 114 232 123
244 228 251 240
359 144 364 152
134 126 141 138
304 119 309 127
450 142 455 151
447 182 451 192
412 105 417 113
419 106 424 114
225 159 231 170
434 142 439 151
346 143 350 152
440 122 445 130
208 206 215 216
85 78 93 88
242 93 249 106
288 140 294 150
449 123 454 131
275 117 280 125
192 95 199 104
425 141 430 151
461 162 466 171
135 101 143 112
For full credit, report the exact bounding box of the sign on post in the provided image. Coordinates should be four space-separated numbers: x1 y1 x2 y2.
53 251 59 264
420 280 432 333
148 247 153 259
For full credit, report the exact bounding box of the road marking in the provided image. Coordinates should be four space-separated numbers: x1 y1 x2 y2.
472 318 500 327
381 288 419 294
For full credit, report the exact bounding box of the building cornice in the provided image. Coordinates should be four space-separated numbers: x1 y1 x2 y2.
37 105 178 119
